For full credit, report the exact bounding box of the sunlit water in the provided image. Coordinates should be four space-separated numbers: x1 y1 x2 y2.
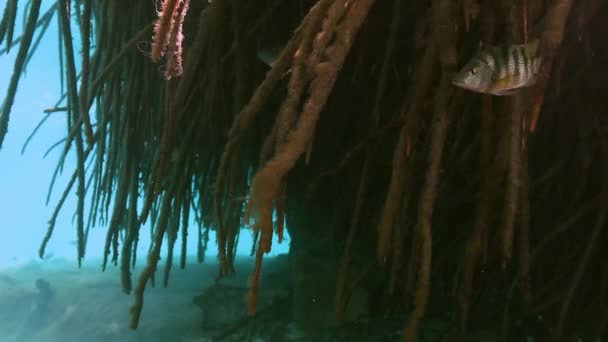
0 6 290 340
0 255 287 342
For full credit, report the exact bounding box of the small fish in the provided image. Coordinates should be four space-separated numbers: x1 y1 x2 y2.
452 39 541 96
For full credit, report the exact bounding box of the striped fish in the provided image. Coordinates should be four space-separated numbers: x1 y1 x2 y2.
452 39 541 96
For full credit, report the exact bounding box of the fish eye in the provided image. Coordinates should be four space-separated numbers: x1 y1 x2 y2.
468 67 478 76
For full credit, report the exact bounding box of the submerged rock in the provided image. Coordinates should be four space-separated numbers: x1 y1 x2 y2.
192 259 291 330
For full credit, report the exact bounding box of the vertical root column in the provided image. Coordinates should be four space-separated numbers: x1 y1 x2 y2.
244 0 377 316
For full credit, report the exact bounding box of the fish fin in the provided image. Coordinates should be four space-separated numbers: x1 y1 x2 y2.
526 39 540 56
256 44 283 67
491 89 518 96
493 75 517 90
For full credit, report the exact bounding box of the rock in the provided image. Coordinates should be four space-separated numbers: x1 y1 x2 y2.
192 255 291 330
193 283 249 328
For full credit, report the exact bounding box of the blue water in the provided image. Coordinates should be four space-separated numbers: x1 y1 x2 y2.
0 2 289 269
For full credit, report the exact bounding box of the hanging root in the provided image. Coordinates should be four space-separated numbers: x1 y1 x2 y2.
78 0 95 145
275 183 286 243
457 95 496 331
376 128 408 262
0 0 42 149
553 207 607 341
500 92 523 265
150 0 190 79
0 0 18 50
164 0 189 79
58 0 88 266
213 0 314 276
403 77 453 342
130 190 174 329
517 135 531 297
528 0 573 131
402 0 455 340
336 152 371 322
376 15 437 263
257 0 330 167
499 0 529 266
462 0 480 32
244 0 377 315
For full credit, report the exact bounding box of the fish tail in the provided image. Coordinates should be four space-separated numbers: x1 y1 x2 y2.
526 39 542 76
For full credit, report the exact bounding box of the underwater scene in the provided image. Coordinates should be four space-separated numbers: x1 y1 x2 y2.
1 0 607 341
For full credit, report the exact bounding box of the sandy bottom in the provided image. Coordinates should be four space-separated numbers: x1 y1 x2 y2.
0 256 260 342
